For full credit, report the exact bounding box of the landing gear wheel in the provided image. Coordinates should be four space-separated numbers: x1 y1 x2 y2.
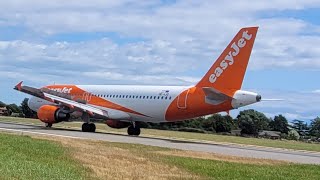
90 123 96 132
45 123 52 128
82 123 96 132
127 125 141 136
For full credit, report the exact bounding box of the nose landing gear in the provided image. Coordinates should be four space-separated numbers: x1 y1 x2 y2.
82 123 96 132
81 112 96 132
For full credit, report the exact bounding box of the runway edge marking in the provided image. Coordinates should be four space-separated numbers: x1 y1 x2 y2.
0 127 92 141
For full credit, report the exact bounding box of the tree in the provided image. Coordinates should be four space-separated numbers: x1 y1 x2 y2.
212 114 235 133
310 117 320 137
6 103 22 114
0 101 6 107
291 120 308 131
237 109 270 135
269 114 289 134
20 98 37 118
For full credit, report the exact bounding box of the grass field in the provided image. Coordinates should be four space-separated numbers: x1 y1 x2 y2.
1 116 320 153
1 132 320 179
0 133 91 179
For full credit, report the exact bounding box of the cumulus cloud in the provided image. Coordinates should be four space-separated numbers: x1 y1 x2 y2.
0 0 320 119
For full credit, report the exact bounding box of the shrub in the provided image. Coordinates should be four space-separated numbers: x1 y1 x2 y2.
287 129 300 140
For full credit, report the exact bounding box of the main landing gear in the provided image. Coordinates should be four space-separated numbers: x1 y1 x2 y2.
81 112 96 133
127 122 141 136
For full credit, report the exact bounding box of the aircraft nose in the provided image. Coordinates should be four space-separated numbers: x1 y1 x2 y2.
256 94 262 102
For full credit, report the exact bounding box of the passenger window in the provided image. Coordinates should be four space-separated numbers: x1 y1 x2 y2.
169 96 172 100
161 96 164 99
140 96 142 99
126 95 128 98
158 96 160 99
165 97 168 100
143 96 145 99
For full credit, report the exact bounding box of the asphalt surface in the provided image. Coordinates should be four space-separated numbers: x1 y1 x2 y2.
1 122 320 165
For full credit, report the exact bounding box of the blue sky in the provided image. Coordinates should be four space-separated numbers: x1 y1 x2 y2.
0 0 320 121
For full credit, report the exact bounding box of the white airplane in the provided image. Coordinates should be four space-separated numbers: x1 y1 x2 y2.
14 27 261 136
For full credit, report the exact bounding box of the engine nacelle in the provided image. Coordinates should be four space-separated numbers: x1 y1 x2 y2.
106 120 130 129
37 105 70 124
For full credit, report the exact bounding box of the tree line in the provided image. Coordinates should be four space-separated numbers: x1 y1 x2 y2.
143 109 320 141
1 98 320 141
0 98 36 118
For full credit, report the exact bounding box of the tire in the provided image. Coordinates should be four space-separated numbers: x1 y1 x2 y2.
45 123 52 128
127 125 141 136
82 123 96 132
127 126 135 135
82 123 88 132
90 123 96 132
134 128 141 136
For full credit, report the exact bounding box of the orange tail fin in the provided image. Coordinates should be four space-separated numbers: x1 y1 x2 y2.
196 27 258 97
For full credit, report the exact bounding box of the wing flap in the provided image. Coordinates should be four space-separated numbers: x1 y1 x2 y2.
43 93 107 116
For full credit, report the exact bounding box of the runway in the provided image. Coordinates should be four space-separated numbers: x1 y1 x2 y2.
1 122 320 165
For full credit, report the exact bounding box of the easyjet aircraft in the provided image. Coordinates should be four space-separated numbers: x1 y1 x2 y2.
14 27 261 136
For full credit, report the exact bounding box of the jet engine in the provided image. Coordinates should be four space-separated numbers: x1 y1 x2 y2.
37 105 70 124
106 120 130 129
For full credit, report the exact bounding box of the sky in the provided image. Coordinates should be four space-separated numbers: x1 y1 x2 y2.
0 0 320 121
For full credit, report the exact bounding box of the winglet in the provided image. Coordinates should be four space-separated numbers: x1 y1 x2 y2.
14 81 23 91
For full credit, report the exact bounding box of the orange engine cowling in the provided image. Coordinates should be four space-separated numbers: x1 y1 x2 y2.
37 105 70 124
106 120 130 129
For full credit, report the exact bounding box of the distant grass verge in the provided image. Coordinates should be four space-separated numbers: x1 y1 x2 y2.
0 133 90 180
1 116 320 153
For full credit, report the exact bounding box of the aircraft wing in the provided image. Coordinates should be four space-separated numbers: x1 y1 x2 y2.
13 81 130 119
43 92 107 116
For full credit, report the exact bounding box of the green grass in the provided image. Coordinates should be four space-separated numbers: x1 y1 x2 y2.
0 133 90 180
101 141 320 179
1 116 320 152
1 130 320 180
165 156 320 180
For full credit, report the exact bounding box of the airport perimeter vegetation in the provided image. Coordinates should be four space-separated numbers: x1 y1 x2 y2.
1 131 320 179
1 116 320 153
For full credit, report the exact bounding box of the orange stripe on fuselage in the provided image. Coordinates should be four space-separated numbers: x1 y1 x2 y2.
45 85 149 118
165 87 233 121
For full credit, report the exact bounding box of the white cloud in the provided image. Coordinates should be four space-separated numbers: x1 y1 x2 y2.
312 90 320 94
0 0 320 119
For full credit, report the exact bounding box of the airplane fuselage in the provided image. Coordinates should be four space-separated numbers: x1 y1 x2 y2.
29 84 242 123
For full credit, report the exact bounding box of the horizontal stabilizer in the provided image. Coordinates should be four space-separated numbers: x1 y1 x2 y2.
202 87 232 105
